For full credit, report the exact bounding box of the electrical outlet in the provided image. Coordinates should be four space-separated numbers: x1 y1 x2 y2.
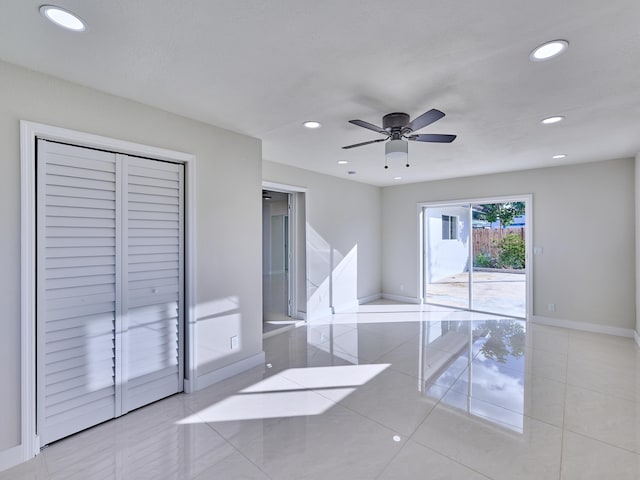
547 303 556 312
230 335 239 350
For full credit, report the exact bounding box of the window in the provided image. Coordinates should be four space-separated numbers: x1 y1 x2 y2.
442 215 458 240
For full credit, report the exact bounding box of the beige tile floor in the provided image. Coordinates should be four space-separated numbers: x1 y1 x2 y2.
2 306 639 479
263 272 298 336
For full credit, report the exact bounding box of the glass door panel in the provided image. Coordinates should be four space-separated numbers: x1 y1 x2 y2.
471 202 526 318
424 205 471 309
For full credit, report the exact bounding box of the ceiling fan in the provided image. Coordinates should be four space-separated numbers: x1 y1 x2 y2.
342 109 456 168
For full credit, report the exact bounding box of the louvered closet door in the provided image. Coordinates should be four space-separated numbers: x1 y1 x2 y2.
121 155 184 412
37 141 185 445
37 140 119 445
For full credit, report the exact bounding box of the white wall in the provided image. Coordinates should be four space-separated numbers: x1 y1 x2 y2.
636 153 640 342
0 60 263 462
262 161 382 316
294 192 308 311
383 158 636 331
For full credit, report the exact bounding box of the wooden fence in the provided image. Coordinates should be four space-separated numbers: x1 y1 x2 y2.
473 227 525 259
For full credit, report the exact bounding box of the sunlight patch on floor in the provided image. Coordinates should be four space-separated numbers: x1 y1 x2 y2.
177 364 390 424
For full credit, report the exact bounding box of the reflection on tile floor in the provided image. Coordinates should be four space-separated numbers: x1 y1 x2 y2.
3 306 639 479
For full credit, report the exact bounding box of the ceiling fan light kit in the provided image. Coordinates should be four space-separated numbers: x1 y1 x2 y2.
385 139 408 167
343 108 456 169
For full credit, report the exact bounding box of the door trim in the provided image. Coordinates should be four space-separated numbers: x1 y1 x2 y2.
417 194 533 320
20 121 197 461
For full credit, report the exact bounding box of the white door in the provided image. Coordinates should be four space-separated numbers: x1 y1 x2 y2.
36 140 118 445
36 140 184 445
121 156 184 412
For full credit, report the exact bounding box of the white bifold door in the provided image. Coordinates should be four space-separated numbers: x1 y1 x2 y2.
36 140 184 445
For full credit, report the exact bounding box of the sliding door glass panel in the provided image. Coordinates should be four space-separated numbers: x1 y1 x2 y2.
471 202 526 318
424 205 471 309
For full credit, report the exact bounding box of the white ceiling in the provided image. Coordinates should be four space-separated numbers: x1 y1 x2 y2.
1 1 639 186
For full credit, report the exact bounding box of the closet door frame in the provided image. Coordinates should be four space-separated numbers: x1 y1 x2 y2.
20 121 197 460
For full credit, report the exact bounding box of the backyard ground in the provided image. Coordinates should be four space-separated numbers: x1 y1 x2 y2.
426 270 526 318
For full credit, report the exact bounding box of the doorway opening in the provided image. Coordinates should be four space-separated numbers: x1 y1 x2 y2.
262 186 306 336
421 196 531 319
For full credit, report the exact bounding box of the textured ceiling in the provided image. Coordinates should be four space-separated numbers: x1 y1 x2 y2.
1 1 639 186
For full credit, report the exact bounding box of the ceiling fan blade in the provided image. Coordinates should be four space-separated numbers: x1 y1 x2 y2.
342 138 387 149
348 119 387 134
404 109 445 133
407 133 457 143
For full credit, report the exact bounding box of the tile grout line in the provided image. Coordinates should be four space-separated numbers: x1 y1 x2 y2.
191 407 277 480
180 381 281 479
375 342 496 480
409 341 519 480
314 319 467 479
564 378 639 404
558 332 572 480
563 428 640 456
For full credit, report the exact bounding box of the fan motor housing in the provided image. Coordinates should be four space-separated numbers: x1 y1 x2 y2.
382 112 410 131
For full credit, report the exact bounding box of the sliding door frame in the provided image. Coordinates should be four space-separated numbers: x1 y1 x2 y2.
20 121 196 460
418 194 533 320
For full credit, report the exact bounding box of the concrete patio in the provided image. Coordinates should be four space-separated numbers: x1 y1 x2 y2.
426 270 526 318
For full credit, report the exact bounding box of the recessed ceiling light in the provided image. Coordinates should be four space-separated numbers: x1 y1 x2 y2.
530 40 569 61
337 160 348 165
393 176 402 180
541 116 564 124
303 121 321 129
552 154 568 159
40 5 86 31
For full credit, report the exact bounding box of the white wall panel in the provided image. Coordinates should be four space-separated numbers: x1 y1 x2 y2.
382 159 636 329
1 60 262 466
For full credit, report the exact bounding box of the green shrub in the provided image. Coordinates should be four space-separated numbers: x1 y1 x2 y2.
498 233 525 269
474 252 494 268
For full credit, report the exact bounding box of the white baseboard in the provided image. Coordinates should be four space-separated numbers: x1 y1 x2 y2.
183 378 194 394
0 445 25 473
306 308 333 321
358 293 382 305
194 352 266 391
635 330 640 348
332 301 360 313
532 315 636 338
382 293 421 304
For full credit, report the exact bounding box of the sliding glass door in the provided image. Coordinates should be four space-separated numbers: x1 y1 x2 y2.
423 199 527 318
